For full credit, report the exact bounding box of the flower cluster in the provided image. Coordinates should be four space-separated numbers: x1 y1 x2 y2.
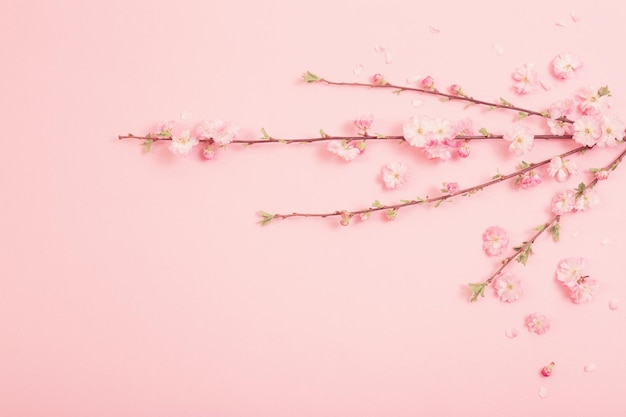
550 183 599 215
402 115 473 161
555 257 599 304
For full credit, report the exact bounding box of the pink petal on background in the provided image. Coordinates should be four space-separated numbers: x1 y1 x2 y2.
353 64 364 75
385 51 393 64
570 11 580 22
406 74 422 84
505 327 518 339
492 43 504 55
555 21 567 27
374 44 385 53
538 387 549 399
609 299 620 310
429 24 440 34
411 99 423 107
540 80 552 91
601 238 612 246
584 363 597 373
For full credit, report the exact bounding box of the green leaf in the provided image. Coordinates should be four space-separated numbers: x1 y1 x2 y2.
400 199 412 204
258 211 274 226
385 208 398 220
574 182 586 197
392 89 403 95
549 222 560 243
516 244 533 266
492 169 503 180
610 162 620 171
479 127 491 137
487 106 496 111
261 127 270 139
468 282 487 302
541 111 550 117
598 86 611 97
434 199 443 208
372 200 383 208
356 141 366 151
319 129 328 138
142 139 153 154
499 97 513 107
535 224 547 232
518 161 530 169
517 111 529 120
303 71 320 82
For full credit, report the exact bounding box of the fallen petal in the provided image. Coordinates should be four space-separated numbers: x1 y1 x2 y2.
180 111 192 120
584 363 596 373
374 44 385 53
411 99 423 107
570 11 580 22
492 43 504 55
406 74 422 84
385 51 393 64
540 80 552 91
601 238 612 246
538 387 548 399
428 24 440 34
609 299 620 310
353 64 364 75
505 327 519 339
555 21 567 27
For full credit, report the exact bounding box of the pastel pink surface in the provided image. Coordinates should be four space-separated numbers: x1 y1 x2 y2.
1 1 625 416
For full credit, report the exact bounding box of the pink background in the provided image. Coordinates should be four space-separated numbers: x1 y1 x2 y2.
1 0 625 415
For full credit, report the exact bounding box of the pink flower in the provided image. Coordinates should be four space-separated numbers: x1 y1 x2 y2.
552 52 583 79
573 115 602 146
327 140 362 162
597 114 625 147
457 142 471 158
570 277 599 304
154 120 175 137
541 362 556 377
526 313 550 334
454 118 474 136
446 182 460 194
555 257 587 289
382 162 410 189
482 226 509 256
549 98 575 119
504 123 534 156
548 156 578 182
339 211 351 226
403 115 432 147
516 170 542 189
202 145 216 160
574 188 599 211
512 63 539 94
574 86 610 115
595 170 609 181
550 189 576 215
168 130 199 156
353 114 374 135
196 120 238 146
449 84 464 96
547 118 574 136
421 75 435 89
372 73 385 85
493 272 523 302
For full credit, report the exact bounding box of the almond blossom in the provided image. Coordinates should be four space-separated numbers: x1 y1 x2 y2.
196 119 238 145
552 52 583 79
548 156 578 182
574 86 610 115
381 162 409 189
154 120 175 137
353 114 373 136
516 169 542 189
482 226 509 256
526 313 550 334
503 123 534 156
168 130 198 156
571 277 599 303
573 115 602 146
597 114 625 147
574 187 599 211
493 272 523 302
555 257 587 288
550 189 576 215
327 140 363 162
512 63 538 94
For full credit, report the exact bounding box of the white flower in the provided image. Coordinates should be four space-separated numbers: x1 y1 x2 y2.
573 115 602 146
403 115 433 147
381 162 410 189
597 114 625 147
327 140 361 162
548 156 578 182
555 257 587 289
574 188 600 211
552 52 583 79
503 124 534 156
571 278 599 304
168 130 198 155
196 119 238 145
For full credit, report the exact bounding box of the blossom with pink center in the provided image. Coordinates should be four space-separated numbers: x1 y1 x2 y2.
571 277 600 304
552 52 583 79
512 63 539 94
154 120 175 137
482 226 509 256
550 189 576 215
595 170 609 181
574 188 600 211
449 84 464 96
555 257 587 289
548 156 578 182
196 120 238 146
327 140 362 162
575 86 610 115
457 142 471 158
424 139 455 161
597 114 625 147
493 272 523 302
547 118 574 136
526 313 550 335
421 75 435 89
504 123 534 156
431 118 455 141
168 130 199 156
573 115 602 146
203 145 216 160
353 114 374 135
372 73 385 85
516 170 542 189
339 211 351 226
381 162 410 189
